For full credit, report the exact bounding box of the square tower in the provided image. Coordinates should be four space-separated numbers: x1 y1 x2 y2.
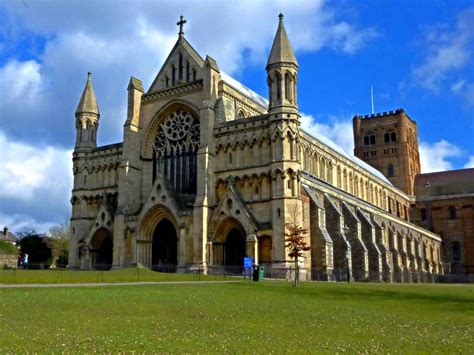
353 109 420 195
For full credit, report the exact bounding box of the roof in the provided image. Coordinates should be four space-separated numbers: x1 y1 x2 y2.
220 71 269 108
301 129 394 186
1 227 17 242
76 72 99 115
266 14 298 68
415 168 474 197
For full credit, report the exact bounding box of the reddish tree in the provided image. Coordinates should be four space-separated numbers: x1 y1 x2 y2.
285 221 310 287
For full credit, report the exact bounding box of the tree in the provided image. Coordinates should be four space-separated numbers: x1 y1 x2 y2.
285 213 310 288
17 229 52 268
47 222 70 268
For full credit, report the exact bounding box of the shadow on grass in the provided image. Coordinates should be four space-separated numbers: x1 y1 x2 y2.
238 281 474 311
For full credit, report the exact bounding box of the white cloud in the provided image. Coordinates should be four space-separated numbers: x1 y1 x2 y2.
419 139 463 173
412 7 474 100
0 131 72 233
300 113 354 153
0 59 42 103
464 156 474 168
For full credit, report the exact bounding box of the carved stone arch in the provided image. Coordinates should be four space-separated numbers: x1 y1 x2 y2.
87 204 114 247
137 175 181 233
208 184 259 242
142 99 201 158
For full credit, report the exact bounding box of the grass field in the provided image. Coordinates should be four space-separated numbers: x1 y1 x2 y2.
0 267 223 284
1 281 473 353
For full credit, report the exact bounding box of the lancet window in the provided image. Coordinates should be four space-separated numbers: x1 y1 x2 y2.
152 108 200 195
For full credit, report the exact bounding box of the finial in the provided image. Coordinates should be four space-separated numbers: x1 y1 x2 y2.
87 72 92 80
177 15 187 36
278 13 284 21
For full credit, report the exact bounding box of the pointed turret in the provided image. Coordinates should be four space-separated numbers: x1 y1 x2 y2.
266 14 299 115
266 13 298 69
76 72 99 116
75 72 100 150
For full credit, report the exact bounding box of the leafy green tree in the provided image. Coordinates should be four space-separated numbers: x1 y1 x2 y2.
17 229 52 268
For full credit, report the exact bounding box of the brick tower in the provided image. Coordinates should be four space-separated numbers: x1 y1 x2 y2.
353 109 421 195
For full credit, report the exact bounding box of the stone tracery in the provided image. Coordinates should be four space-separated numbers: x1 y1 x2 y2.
153 108 200 195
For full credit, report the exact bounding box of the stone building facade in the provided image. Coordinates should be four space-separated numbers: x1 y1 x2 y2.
69 15 444 281
411 169 474 280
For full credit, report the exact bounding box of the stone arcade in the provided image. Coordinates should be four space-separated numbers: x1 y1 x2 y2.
69 15 444 281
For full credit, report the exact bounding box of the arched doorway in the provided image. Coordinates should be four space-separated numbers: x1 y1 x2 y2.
90 228 113 270
152 218 178 272
211 218 247 274
225 228 246 271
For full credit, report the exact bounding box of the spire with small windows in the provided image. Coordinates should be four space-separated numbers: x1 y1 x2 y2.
75 72 100 150
266 14 299 115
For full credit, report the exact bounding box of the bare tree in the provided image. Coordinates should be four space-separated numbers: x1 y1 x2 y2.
47 222 70 268
285 205 310 287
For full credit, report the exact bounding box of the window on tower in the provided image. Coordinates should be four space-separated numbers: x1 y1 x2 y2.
451 241 461 262
384 133 390 143
370 135 376 145
276 72 282 100
448 206 457 220
387 164 394 177
391 132 397 142
284 73 292 102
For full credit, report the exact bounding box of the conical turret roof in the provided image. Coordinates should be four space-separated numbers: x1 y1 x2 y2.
266 14 298 68
76 72 99 115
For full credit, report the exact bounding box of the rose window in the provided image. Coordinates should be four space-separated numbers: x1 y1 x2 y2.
152 108 200 195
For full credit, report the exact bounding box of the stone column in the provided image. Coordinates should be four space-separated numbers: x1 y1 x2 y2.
246 234 258 265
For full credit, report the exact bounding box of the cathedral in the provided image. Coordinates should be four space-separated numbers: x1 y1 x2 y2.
69 14 458 282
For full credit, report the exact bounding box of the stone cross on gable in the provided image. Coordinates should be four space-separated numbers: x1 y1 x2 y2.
177 15 187 36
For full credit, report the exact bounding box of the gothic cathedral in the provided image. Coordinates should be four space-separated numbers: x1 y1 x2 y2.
70 15 446 282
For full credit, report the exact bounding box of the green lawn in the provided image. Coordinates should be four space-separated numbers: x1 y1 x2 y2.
0 267 223 284
0 282 473 353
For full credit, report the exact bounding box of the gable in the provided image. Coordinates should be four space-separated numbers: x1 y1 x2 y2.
148 37 205 93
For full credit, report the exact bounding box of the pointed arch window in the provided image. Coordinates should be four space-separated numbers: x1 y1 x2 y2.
153 108 200 195
284 73 292 102
192 68 197 81
276 72 282 101
171 65 176 86
178 54 183 80
165 76 169 88
186 61 190 82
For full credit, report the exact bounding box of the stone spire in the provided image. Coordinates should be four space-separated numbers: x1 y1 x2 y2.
266 14 299 115
266 13 298 69
76 72 99 116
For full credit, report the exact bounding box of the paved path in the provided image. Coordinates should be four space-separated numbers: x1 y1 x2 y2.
0 280 242 288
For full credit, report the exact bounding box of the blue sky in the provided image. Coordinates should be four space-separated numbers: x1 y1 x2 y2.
0 0 473 233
